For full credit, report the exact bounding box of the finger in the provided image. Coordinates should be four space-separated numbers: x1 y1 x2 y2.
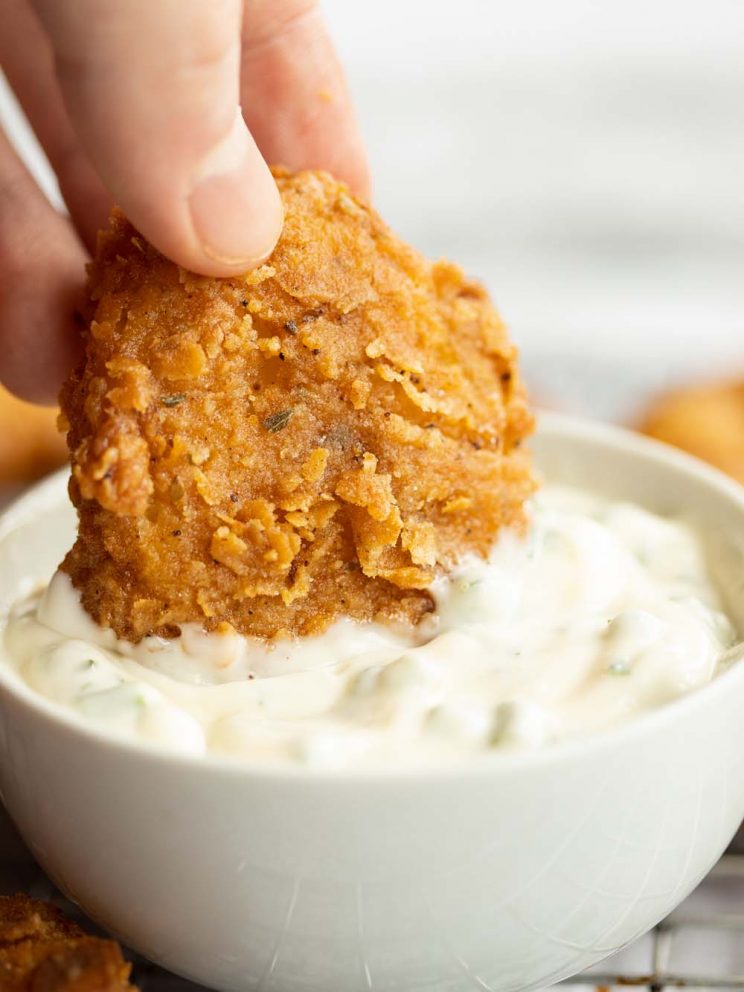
241 1 371 199
31 0 283 276
0 128 85 404
0 0 111 252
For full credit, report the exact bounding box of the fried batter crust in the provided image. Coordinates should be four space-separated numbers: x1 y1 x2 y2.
639 380 744 484
0 894 136 991
61 168 535 641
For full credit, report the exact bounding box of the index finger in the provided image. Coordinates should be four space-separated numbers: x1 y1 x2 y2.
240 0 371 200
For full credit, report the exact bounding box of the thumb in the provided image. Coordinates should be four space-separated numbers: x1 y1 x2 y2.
32 0 283 275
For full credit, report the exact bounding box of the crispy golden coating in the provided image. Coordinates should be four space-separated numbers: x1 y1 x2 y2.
0 387 66 485
61 168 535 642
639 379 744 484
0 893 136 991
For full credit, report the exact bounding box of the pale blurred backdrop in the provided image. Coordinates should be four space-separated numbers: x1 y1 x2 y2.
3 0 744 421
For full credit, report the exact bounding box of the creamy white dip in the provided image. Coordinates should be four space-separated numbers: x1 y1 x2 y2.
4 485 741 769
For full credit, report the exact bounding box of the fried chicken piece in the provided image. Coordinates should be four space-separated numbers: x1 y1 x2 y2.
60 168 535 642
0 893 136 991
0 388 66 485
638 379 744 484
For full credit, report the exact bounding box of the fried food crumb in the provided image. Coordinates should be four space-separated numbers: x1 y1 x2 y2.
638 379 744 484
60 168 535 642
0 893 136 991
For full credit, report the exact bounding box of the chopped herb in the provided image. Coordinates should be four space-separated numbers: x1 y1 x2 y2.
162 393 186 407
608 660 631 676
263 408 293 433
230 493 239 503
83 658 97 669
240 298 248 306
284 320 297 334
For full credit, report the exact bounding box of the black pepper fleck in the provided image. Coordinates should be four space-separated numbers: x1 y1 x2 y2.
263 408 294 433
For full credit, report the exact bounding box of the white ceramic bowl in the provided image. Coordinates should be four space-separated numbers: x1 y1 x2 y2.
2 412 744 992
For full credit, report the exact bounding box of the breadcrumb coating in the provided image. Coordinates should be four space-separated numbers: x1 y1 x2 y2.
60 168 535 642
0 893 136 991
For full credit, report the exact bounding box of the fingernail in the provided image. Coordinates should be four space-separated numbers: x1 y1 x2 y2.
188 110 283 269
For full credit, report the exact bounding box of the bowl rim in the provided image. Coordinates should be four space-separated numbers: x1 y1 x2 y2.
2 410 744 783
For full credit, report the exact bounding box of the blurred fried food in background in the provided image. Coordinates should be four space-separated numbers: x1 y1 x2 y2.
638 380 744 484
0 386 66 486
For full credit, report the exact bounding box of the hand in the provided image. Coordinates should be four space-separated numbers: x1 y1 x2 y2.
0 0 370 402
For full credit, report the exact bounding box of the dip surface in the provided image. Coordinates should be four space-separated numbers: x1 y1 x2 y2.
3 485 740 769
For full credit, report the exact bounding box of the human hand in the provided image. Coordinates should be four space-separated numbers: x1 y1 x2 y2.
0 0 370 402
